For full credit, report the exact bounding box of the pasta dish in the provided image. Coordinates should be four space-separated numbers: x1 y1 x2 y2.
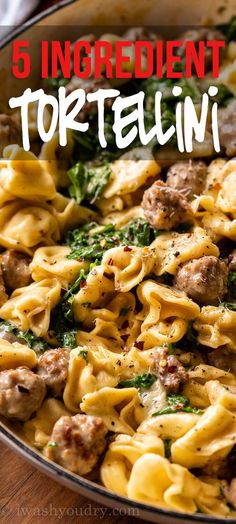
1 19 236 517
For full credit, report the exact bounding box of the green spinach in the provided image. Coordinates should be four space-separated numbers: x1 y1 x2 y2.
118 373 157 390
152 394 203 416
66 218 155 262
68 162 111 205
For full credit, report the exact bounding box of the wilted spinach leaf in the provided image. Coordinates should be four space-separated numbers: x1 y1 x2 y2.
118 373 157 390
152 393 203 416
68 162 111 205
66 218 155 262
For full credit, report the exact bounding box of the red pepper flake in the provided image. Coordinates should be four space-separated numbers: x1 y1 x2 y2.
121 334 129 343
122 320 129 329
124 246 132 252
167 365 177 373
134 341 144 350
213 182 221 190
108 258 114 266
80 279 87 289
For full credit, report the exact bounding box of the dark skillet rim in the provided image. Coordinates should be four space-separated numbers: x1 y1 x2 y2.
0 0 235 521
0 0 75 49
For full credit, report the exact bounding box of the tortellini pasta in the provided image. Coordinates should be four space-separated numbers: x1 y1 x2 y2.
0 339 37 370
63 345 154 411
81 386 143 434
171 403 236 468
136 280 199 348
101 205 144 227
102 443 229 515
138 412 200 440
1 145 56 200
30 246 88 287
192 159 236 241
152 227 219 276
194 306 236 349
51 192 98 233
183 365 236 408
0 278 61 337
125 454 229 515
0 201 60 253
101 245 155 292
202 211 236 242
104 151 160 199
74 290 140 349
73 265 115 322
101 433 164 496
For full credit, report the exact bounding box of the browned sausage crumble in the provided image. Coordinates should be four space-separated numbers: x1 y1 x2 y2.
36 348 70 397
166 160 207 200
142 180 193 230
152 347 188 393
0 367 46 421
45 414 108 475
174 256 228 305
1 250 32 293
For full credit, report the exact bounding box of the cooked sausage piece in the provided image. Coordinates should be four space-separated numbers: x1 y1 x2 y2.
1 250 32 293
166 160 207 200
177 28 225 68
36 349 70 397
45 414 108 475
207 348 236 374
0 114 21 155
0 367 46 421
221 478 236 510
218 99 236 157
142 180 193 230
228 250 236 272
174 256 228 305
153 347 188 393
65 76 113 122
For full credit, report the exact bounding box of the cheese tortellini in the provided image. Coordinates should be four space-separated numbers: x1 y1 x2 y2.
194 306 236 349
1 145 56 200
30 246 88 287
0 278 61 337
